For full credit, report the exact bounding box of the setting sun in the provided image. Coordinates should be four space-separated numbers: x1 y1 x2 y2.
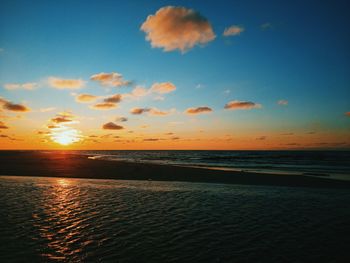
51 128 81 146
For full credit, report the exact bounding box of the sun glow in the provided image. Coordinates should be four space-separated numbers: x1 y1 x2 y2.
51 128 81 146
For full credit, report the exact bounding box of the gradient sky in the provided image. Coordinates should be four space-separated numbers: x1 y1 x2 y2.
0 0 349 150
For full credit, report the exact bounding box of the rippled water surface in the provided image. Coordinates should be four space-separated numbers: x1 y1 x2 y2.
1 176 350 262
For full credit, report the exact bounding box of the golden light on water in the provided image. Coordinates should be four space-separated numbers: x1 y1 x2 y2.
51 128 81 146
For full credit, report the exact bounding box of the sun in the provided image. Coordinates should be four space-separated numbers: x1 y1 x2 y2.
51 128 81 146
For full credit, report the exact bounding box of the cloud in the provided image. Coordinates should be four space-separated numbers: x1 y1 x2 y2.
149 108 173 116
224 100 261 110
185 106 212 115
75 94 99 103
47 124 59 129
130 107 151 115
0 121 8 129
0 97 31 112
130 107 173 116
4 82 38 90
49 112 76 125
104 94 122 103
278 100 288 106
150 82 176 94
90 72 130 87
90 102 118 110
39 107 56 112
131 86 149 97
102 122 124 130
256 136 266 140
115 117 128 122
345 112 350 117
48 77 84 89
143 138 160 141
261 22 272 30
140 6 215 52
223 25 244 36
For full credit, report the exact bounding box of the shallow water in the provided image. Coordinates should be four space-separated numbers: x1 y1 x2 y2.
1 176 350 262
70 150 350 178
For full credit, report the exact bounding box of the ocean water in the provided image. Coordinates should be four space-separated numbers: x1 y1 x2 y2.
69 150 350 178
1 176 350 262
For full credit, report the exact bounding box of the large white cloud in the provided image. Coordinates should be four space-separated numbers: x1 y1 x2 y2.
141 6 215 52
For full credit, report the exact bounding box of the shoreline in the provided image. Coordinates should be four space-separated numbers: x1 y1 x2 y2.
1 151 350 189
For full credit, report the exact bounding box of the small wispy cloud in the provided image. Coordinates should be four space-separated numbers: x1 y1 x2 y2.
277 99 288 106
39 107 56 113
48 77 85 90
260 22 273 31
130 107 151 115
75 94 99 103
150 82 176 94
4 82 38 91
102 122 124 130
115 116 128 122
0 97 31 112
0 121 9 129
90 72 131 87
90 102 118 110
223 25 244 36
185 106 212 115
224 100 261 110
103 94 122 103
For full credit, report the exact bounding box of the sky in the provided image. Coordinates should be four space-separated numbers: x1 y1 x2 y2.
0 0 349 150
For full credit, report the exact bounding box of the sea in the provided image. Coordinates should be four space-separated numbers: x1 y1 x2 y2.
1 176 350 262
71 150 350 179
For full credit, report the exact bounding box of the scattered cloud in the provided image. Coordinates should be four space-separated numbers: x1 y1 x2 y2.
223 25 244 36
256 136 266 140
48 77 85 89
39 107 56 112
131 86 149 97
130 107 151 115
0 97 31 112
48 112 77 128
140 6 215 52
90 103 118 110
104 94 122 103
260 22 273 30
115 117 128 122
47 124 59 129
143 138 160 141
278 99 288 106
150 82 176 94
224 100 261 110
4 82 38 90
185 106 212 115
102 122 124 130
149 108 173 116
0 121 8 129
90 72 130 87
75 94 99 103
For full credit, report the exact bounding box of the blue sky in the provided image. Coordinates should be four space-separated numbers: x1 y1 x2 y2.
0 0 349 149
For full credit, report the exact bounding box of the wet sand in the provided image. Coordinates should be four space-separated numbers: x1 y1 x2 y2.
0 151 349 189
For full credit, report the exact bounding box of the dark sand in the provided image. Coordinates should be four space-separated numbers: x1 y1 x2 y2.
1 151 349 189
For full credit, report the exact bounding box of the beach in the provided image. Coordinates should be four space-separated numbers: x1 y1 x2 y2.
1 151 349 189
